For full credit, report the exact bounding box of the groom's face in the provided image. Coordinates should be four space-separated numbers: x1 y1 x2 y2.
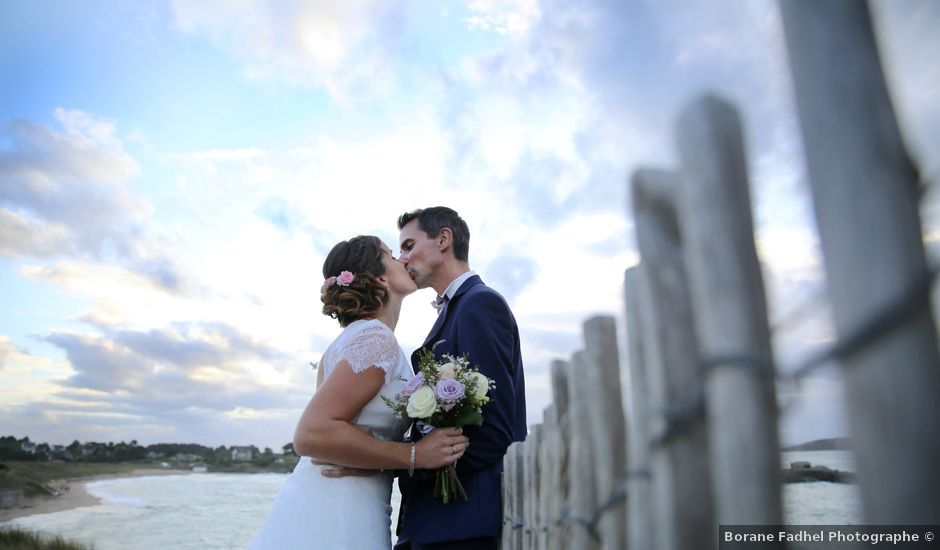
399 219 440 290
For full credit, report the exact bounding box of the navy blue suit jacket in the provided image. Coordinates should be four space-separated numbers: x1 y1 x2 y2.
396 275 526 545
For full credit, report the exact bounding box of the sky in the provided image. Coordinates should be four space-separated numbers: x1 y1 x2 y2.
1 0 938 451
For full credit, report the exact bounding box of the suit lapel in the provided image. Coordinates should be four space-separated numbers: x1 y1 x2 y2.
420 275 483 348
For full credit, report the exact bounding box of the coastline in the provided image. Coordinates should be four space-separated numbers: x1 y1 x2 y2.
0 468 191 523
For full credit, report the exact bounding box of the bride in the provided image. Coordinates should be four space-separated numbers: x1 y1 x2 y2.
250 235 469 549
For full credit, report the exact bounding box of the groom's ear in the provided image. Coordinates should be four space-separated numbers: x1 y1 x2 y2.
438 228 453 253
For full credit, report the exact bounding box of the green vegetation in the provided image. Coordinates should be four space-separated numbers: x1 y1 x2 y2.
0 435 301 499
783 437 851 452
0 461 163 497
1 436 298 471
0 527 91 550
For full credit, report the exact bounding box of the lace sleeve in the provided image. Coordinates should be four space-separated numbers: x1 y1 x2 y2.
336 322 399 382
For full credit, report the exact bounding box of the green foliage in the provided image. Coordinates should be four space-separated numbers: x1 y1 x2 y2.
0 527 91 550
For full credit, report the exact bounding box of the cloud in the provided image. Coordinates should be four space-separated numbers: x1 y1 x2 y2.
169 0 411 101
0 335 14 369
0 109 194 295
46 320 289 393
465 0 541 37
17 320 310 446
0 209 71 257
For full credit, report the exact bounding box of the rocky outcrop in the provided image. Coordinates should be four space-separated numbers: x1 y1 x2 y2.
783 461 855 484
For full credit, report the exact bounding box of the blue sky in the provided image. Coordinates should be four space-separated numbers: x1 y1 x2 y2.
1 0 938 450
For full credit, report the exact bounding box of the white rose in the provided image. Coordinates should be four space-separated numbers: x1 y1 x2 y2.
406 386 438 418
470 372 490 400
438 362 457 380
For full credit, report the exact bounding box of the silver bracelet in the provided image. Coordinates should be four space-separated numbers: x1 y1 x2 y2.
408 442 416 477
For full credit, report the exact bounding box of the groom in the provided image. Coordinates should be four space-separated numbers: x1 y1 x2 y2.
396 206 527 550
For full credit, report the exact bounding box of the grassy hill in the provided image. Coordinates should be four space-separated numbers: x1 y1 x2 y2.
0 461 166 497
782 437 851 452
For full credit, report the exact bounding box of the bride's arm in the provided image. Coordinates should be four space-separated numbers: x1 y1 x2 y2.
292 358 467 471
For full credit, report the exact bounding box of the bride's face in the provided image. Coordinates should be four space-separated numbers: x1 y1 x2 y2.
380 244 417 297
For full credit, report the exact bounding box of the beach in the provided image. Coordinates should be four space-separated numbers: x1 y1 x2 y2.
0 468 191 523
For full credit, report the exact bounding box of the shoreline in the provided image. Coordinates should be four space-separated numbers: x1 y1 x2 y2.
0 468 191 524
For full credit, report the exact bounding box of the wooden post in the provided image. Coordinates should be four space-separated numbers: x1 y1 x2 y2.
676 94 785 530
632 168 715 550
549 359 570 550
513 443 526 550
779 0 940 523
624 266 656 550
538 406 556 550
525 425 542 550
567 351 599 549
503 442 520 550
582 316 627 549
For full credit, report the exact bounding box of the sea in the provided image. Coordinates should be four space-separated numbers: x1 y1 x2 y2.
2 451 860 549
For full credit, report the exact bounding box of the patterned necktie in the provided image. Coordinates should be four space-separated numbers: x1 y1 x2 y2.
431 294 449 314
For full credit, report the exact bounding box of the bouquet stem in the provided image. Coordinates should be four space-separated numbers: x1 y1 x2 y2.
433 463 467 503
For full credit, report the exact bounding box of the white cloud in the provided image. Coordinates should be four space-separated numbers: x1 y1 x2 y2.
170 0 409 101
465 0 541 38
0 109 193 294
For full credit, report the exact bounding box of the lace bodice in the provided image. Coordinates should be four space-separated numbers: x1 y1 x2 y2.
318 319 413 442
321 319 400 382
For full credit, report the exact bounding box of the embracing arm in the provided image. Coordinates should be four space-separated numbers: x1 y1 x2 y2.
293 359 467 471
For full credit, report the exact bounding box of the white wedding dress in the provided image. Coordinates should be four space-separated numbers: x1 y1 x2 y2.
250 319 413 549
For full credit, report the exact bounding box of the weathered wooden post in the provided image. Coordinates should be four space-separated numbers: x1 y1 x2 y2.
513 442 526 550
676 94 785 532
503 443 521 550
549 359 570 550
567 351 599 549
632 168 715 550
623 266 656 550
500 441 522 550
524 425 542 550
538 406 556 550
779 0 940 523
581 316 627 549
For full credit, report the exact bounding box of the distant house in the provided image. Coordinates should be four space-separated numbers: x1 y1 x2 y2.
231 446 254 461
173 453 201 462
21 442 36 454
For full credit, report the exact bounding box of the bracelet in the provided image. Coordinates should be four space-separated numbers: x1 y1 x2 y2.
408 442 416 477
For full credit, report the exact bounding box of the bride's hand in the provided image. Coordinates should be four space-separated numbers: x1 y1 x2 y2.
415 427 469 469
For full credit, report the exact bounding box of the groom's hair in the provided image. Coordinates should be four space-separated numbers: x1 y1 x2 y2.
398 206 470 262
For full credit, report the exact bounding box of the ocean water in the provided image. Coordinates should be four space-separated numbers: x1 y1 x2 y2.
3 452 859 549
782 450 862 525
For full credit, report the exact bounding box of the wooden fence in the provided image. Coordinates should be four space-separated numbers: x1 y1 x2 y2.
501 2 940 548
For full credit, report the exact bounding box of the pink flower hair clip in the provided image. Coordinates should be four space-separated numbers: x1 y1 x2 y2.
322 271 355 291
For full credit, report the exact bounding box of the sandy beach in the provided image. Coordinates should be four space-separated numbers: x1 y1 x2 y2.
0 468 191 523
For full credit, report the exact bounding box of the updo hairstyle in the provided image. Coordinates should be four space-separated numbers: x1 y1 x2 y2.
321 235 390 327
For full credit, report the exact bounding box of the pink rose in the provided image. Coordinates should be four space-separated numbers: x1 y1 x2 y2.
438 362 457 380
323 276 337 287
337 271 355 286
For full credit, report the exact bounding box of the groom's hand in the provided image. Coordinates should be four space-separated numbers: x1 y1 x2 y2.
316 463 379 478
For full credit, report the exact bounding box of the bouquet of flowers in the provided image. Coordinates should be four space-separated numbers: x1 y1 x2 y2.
383 347 495 503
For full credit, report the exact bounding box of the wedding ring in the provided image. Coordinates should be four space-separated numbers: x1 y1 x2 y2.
451 445 456 454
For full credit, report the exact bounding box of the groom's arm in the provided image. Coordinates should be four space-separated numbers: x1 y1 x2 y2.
453 290 519 474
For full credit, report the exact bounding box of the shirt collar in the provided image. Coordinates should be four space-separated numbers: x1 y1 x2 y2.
442 270 476 301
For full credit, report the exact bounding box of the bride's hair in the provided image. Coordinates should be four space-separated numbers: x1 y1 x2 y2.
321 235 390 327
